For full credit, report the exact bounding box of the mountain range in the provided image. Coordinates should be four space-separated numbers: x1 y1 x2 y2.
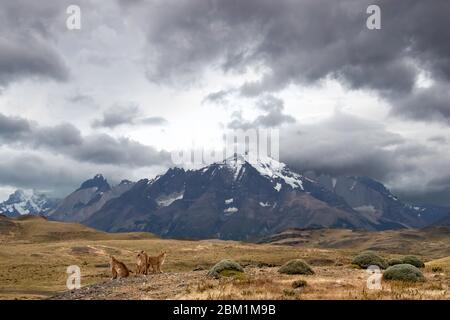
1 154 449 240
0 190 59 218
50 175 134 223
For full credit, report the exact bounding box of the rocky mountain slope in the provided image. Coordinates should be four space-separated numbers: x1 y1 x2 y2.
49 175 134 223
434 213 450 227
304 172 449 228
41 155 450 240
86 155 377 239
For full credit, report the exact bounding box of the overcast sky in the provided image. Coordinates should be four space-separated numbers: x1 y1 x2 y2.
1 0 450 205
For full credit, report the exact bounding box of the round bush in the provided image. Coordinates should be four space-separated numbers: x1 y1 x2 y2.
383 264 425 282
401 256 425 268
207 259 244 278
388 258 403 266
352 251 388 269
278 259 314 275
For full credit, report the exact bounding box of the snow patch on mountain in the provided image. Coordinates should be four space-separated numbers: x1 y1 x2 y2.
224 207 238 214
0 190 58 217
156 191 184 207
332 178 337 189
353 205 377 214
223 154 305 190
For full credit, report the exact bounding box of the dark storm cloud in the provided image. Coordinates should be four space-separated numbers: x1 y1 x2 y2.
228 95 295 129
0 113 32 141
278 112 450 205
0 36 69 86
92 105 169 128
67 93 95 105
228 111 252 131
0 113 171 168
140 117 168 126
428 175 450 190
202 89 235 105
0 1 70 87
428 135 447 144
68 134 171 167
0 152 80 193
0 114 82 148
126 0 450 121
33 123 83 148
392 84 450 123
399 174 450 207
92 105 141 128
0 150 162 198
253 95 295 127
280 112 410 180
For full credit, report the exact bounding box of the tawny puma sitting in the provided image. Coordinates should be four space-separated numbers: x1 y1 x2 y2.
110 256 132 279
136 250 148 275
147 251 166 273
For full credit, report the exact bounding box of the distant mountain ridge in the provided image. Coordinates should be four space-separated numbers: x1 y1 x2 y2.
45 154 447 240
49 174 135 223
304 172 449 228
9 154 446 240
84 156 377 239
0 190 59 217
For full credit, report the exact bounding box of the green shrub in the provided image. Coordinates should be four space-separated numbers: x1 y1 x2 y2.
383 264 425 282
388 256 425 268
207 259 244 278
291 279 307 288
278 259 314 275
352 251 388 269
388 258 403 266
401 256 425 268
219 269 246 279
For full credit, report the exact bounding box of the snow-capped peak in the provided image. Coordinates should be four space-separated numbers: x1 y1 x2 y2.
221 153 305 190
0 189 59 217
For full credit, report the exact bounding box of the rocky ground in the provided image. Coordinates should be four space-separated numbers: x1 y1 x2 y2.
49 265 450 300
50 270 208 300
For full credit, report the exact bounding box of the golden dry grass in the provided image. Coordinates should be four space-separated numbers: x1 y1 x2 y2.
0 216 448 300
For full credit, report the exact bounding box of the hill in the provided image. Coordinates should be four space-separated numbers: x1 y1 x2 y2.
259 227 450 258
0 217 448 300
0 215 155 243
